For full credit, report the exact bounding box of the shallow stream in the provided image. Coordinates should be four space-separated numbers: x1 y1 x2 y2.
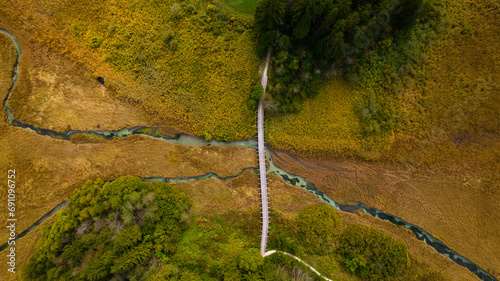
0 28 495 281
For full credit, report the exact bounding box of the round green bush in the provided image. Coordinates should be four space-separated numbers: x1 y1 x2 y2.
297 204 343 254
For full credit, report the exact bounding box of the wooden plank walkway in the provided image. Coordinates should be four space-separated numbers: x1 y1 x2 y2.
258 51 271 256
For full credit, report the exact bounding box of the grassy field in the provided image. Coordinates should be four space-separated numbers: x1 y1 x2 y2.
6 0 496 154
1 0 497 154
266 77 364 158
4 30 154 133
0 32 17 114
1 0 260 141
391 0 500 163
223 0 260 15
270 146 500 279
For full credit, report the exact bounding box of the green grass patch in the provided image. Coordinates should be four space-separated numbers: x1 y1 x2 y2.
223 0 260 15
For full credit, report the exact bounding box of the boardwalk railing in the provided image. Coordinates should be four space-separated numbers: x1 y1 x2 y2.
258 50 272 256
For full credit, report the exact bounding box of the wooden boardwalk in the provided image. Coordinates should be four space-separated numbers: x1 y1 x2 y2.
258 51 271 256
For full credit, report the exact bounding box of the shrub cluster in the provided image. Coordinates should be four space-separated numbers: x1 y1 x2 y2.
338 224 410 280
269 205 412 280
21 176 190 280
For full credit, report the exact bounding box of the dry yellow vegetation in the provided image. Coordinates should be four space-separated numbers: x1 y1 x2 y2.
0 33 16 107
393 0 499 162
266 77 364 158
5 35 152 132
1 0 260 140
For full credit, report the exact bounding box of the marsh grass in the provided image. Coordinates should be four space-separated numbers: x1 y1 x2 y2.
266 77 363 158
390 0 500 164
223 0 261 15
1 0 260 140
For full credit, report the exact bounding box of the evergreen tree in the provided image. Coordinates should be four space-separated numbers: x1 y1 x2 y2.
254 0 287 31
390 0 423 30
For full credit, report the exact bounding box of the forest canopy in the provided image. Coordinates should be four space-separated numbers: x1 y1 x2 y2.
254 0 427 114
21 176 191 281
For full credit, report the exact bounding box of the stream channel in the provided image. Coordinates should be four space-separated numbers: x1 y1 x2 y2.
0 28 496 281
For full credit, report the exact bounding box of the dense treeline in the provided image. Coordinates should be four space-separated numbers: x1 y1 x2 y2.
22 184 442 280
21 176 191 280
297 204 343 254
256 0 424 61
254 0 435 116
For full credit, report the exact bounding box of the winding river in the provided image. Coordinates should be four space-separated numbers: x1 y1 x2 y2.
0 28 496 281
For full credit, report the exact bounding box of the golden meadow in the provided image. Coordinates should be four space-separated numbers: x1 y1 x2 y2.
1 0 498 160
